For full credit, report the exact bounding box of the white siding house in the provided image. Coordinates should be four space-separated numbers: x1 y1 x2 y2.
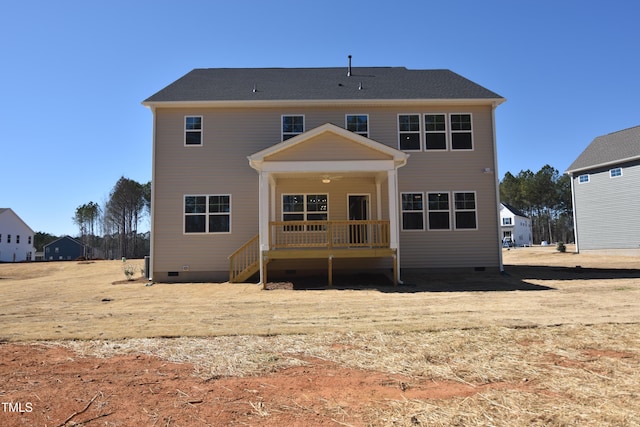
499 203 532 247
0 208 36 262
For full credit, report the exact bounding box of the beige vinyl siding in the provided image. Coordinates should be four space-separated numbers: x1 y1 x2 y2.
395 106 500 269
151 103 500 280
274 177 385 221
265 133 392 161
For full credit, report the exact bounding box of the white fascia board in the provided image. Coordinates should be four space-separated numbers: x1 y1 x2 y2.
256 160 397 173
142 98 506 110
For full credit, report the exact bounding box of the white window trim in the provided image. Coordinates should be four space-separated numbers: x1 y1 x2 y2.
450 113 474 151
184 115 203 147
400 192 425 231
281 114 305 141
578 174 590 184
426 191 452 231
345 114 369 137
183 194 232 235
281 193 329 222
610 167 623 178
453 191 478 231
424 113 448 151
397 113 422 152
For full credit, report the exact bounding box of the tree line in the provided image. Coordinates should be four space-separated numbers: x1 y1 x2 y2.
500 164 573 245
34 177 151 259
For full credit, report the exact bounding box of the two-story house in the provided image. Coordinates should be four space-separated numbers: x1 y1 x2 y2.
43 236 88 261
499 203 532 247
0 208 36 262
566 125 640 251
143 65 505 284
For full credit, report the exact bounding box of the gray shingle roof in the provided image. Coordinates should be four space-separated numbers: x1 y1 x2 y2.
143 67 503 103
566 125 640 173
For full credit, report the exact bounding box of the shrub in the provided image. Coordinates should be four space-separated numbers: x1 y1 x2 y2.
556 242 566 253
123 263 138 280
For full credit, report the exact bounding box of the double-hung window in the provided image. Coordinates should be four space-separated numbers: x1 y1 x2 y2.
454 192 477 229
450 114 473 150
398 114 421 151
346 114 369 137
184 195 231 233
185 116 202 146
283 194 328 231
401 193 424 230
424 114 447 150
282 115 304 141
427 193 451 230
282 194 328 221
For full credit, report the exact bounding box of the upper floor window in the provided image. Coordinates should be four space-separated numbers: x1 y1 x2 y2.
0 234 2 243
185 116 202 146
184 194 231 233
424 114 447 150
346 114 369 137
282 115 304 141
610 168 622 178
450 114 473 150
578 174 589 183
16 235 20 244
401 193 424 230
398 114 421 151
454 192 477 229
7 234 11 244
28 236 32 245
502 217 512 225
427 192 450 230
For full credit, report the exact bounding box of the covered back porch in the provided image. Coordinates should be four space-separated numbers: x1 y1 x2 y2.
230 123 408 286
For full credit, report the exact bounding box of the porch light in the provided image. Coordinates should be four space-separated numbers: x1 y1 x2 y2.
322 178 331 184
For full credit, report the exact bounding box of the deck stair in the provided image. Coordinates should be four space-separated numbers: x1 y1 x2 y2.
228 234 260 283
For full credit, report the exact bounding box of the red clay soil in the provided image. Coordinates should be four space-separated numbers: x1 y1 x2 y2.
0 343 515 427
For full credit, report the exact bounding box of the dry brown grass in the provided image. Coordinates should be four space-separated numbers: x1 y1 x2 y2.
1 246 639 341
1 246 639 426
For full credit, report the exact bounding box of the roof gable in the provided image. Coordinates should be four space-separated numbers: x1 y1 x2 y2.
567 125 640 173
500 203 529 219
249 124 407 166
144 67 504 105
43 235 85 249
0 208 35 234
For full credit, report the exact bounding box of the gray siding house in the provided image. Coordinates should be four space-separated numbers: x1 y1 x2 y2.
143 65 505 284
566 125 640 251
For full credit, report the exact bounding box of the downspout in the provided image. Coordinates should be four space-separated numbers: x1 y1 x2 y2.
491 102 504 272
148 105 157 281
569 173 579 253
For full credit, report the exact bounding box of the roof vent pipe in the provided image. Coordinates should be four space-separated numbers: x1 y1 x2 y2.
347 55 352 77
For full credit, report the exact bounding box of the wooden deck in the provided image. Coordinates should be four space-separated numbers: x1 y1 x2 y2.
229 220 396 285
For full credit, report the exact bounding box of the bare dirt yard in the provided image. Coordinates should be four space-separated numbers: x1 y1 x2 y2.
1 246 639 426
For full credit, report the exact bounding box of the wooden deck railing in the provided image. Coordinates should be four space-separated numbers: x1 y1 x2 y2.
228 234 260 282
269 220 390 249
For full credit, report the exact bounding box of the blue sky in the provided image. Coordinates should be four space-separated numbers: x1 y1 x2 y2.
1 0 638 236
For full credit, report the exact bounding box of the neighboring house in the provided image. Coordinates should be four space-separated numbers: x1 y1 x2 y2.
499 203 532 247
143 64 505 284
0 208 35 262
43 236 87 261
566 125 640 251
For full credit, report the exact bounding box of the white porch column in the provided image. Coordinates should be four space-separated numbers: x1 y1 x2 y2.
387 169 399 250
258 171 271 284
387 169 401 284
